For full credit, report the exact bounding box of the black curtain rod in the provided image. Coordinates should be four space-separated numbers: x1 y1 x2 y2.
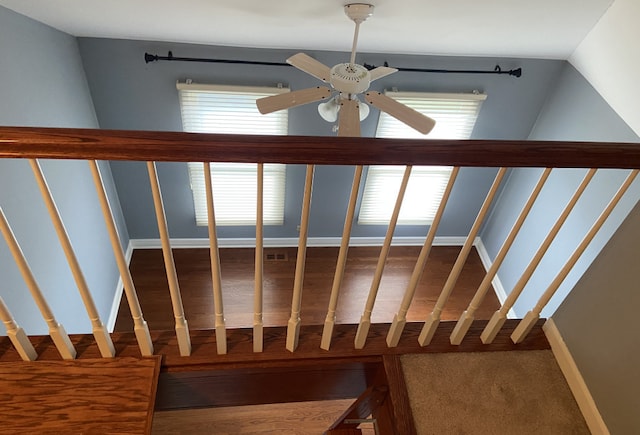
144 51 522 78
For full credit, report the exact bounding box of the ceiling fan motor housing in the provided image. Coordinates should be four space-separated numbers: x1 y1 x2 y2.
329 63 371 94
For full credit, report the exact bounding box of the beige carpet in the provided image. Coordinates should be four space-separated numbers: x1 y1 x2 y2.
401 350 589 435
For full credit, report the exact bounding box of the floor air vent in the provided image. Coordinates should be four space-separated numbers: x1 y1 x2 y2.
265 252 289 262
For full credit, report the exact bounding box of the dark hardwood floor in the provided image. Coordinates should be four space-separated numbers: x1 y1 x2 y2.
114 246 500 332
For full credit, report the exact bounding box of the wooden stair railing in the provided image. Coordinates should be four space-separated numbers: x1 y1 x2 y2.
1 128 638 358
0 128 638 427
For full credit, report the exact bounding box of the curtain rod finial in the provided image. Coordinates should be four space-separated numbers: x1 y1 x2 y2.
144 53 158 63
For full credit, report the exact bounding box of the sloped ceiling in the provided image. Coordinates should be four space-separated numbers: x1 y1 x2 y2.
569 0 640 137
0 0 613 59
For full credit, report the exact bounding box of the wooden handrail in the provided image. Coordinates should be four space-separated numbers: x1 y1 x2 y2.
1 127 639 168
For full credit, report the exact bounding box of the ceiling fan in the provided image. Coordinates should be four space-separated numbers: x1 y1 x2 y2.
256 3 436 137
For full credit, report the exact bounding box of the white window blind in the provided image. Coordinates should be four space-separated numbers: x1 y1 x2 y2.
187 162 285 226
177 82 288 226
359 91 486 225
359 165 455 225
375 91 486 140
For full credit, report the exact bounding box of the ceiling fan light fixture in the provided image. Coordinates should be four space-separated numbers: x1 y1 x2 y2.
318 95 370 123
318 97 340 122
358 99 370 121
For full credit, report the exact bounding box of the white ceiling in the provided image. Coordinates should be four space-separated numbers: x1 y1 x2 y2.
0 0 613 59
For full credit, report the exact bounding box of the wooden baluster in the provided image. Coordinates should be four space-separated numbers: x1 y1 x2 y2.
512 169 639 343
203 162 227 355
321 165 363 350
147 161 191 356
386 167 460 347
0 207 76 360
355 166 412 350
254 163 264 352
286 164 315 352
30 159 115 358
450 168 552 345
481 168 598 344
0 296 37 361
89 161 153 356
418 168 507 346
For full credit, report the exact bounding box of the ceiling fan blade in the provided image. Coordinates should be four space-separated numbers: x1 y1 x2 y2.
338 99 361 137
256 86 332 114
369 66 398 82
286 53 332 83
365 91 436 135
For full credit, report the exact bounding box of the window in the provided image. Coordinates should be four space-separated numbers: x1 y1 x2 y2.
359 165 455 225
358 91 486 225
177 82 288 226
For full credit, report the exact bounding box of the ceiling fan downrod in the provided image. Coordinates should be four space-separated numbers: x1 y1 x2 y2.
344 3 375 66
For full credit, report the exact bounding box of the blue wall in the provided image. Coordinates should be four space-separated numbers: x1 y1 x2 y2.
0 6 128 334
77 38 564 241
480 63 639 317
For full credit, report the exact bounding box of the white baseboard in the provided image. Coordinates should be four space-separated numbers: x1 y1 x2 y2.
130 236 470 249
106 241 133 332
543 319 609 435
474 238 517 319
